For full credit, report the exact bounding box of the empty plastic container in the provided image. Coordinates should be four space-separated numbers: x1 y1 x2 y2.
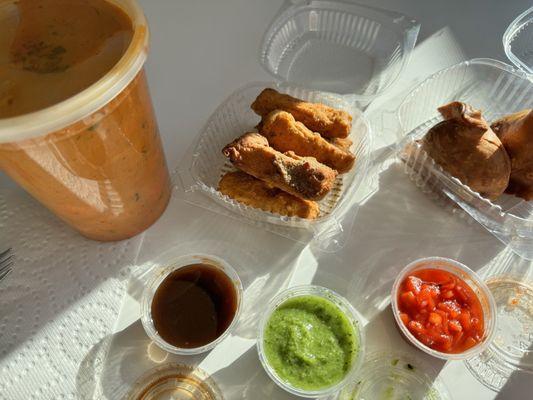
260 0 419 103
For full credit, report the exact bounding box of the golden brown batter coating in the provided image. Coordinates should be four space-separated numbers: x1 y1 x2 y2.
260 110 355 173
222 133 337 201
219 171 320 219
251 88 352 139
328 137 353 152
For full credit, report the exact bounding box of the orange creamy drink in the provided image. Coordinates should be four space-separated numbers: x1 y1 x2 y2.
0 0 170 241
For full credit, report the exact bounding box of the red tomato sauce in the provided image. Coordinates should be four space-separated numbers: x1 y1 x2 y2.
397 268 485 353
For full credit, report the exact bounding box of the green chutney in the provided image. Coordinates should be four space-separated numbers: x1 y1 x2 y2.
263 295 359 390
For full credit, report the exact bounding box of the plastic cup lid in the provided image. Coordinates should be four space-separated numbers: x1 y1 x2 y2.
126 364 224 400
338 351 450 400
464 278 533 391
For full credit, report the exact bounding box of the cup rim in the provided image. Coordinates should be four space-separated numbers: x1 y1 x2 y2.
256 284 366 398
390 256 497 361
140 253 243 356
0 0 150 143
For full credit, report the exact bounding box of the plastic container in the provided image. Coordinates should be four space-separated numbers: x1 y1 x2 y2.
0 0 170 241
260 0 419 102
338 351 451 400
177 82 371 250
396 58 533 259
176 1 418 252
257 285 365 398
464 276 533 391
391 257 497 361
503 6 533 74
140 254 243 355
126 363 223 400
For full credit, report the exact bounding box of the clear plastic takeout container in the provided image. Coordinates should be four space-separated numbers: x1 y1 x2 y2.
176 1 419 251
396 58 533 259
260 0 419 103
176 82 371 251
503 6 533 74
391 257 497 361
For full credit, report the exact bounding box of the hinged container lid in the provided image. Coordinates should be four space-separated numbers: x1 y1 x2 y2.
503 6 533 74
259 0 420 103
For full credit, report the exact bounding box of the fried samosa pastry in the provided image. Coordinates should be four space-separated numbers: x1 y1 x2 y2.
219 171 320 219
251 88 352 138
222 132 337 201
421 101 511 200
260 110 355 173
491 109 533 200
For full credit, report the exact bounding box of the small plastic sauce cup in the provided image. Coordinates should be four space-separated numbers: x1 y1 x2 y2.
391 257 496 360
140 254 243 355
0 0 170 241
257 285 366 398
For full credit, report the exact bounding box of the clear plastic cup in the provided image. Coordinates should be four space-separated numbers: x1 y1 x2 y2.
140 254 243 356
126 363 224 400
0 0 170 241
338 351 451 400
391 257 497 361
257 285 365 398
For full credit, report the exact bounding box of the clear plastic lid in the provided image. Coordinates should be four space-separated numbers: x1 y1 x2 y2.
260 0 419 102
503 6 533 74
338 351 450 400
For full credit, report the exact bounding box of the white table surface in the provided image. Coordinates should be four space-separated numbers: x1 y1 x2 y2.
1 0 532 399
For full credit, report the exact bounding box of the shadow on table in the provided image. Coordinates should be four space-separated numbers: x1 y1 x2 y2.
309 157 504 323
494 336 533 398
128 193 311 339
211 344 297 400
76 196 310 399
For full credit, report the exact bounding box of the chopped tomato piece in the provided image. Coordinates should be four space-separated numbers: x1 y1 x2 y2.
448 319 462 333
401 291 417 307
437 300 461 319
397 268 484 354
463 336 478 350
429 312 442 325
408 320 424 334
405 276 422 294
441 281 456 291
442 290 454 299
459 310 472 331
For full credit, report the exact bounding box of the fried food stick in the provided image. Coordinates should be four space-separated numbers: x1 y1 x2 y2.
222 133 337 201
260 110 355 173
219 171 320 219
328 137 353 152
251 88 352 138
